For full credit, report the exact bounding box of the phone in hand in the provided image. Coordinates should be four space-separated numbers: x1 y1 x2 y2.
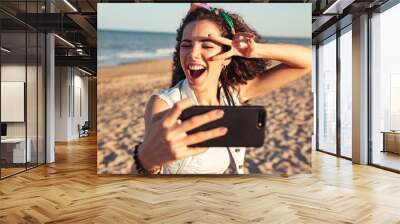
179 106 266 147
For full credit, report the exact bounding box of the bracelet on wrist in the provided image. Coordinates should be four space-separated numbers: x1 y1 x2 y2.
133 143 161 175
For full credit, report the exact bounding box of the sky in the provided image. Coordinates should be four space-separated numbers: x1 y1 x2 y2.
98 3 311 38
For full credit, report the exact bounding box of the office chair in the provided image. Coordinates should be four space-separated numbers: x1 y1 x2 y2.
79 121 90 138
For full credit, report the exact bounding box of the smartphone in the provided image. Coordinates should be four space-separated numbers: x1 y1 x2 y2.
179 106 266 147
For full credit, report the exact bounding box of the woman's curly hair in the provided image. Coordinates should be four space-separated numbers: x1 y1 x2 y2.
171 8 270 105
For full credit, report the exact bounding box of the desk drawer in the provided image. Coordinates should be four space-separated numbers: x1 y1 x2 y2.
384 133 400 154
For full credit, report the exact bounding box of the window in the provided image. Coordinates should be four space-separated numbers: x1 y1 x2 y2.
370 2 400 171
339 27 352 158
318 36 337 154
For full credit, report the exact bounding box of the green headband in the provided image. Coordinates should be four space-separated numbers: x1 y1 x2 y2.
189 3 236 35
210 7 235 35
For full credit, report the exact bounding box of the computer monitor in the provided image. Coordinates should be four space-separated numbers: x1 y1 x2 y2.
1 123 7 137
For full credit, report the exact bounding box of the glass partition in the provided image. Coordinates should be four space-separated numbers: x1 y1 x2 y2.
1 29 28 178
0 1 46 179
38 32 45 165
27 30 38 169
26 0 41 169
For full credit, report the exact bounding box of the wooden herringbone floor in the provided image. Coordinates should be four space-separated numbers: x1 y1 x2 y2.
1 135 400 224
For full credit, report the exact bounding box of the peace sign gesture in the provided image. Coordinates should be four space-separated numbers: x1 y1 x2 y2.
208 32 258 61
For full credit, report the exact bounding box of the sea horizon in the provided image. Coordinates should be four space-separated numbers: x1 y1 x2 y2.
98 29 311 67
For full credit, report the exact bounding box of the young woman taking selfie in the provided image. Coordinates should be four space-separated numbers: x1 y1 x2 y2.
132 3 311 174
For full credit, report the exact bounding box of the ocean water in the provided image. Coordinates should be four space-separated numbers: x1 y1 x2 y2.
98 29 311 67
98 30 176 67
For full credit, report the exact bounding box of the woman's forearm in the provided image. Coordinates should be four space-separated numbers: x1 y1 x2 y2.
137 143 162 174
239 42 312 100
254 43 312 70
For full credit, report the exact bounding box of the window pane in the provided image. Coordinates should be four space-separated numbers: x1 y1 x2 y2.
318 37 337 154
340 28 352 158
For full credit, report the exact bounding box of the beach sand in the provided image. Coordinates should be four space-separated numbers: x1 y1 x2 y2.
97 59 313 175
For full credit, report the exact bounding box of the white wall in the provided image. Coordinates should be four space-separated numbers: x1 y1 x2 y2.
54 67 89 141
55 66 69 141
1 65 26 81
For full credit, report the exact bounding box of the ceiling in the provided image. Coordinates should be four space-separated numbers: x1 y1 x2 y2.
0 0 394 75
310 0 390 43
0 0 99 74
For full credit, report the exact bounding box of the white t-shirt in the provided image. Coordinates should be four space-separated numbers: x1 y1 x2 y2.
153 79 246 174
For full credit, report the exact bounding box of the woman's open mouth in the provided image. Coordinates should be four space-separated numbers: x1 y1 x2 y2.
188 64 206 79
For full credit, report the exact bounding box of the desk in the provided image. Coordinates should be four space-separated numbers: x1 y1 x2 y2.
382 131 400 155
1 138 31 163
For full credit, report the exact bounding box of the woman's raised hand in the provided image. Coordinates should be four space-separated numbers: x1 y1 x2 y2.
138 98 228 172
208 32 258 61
